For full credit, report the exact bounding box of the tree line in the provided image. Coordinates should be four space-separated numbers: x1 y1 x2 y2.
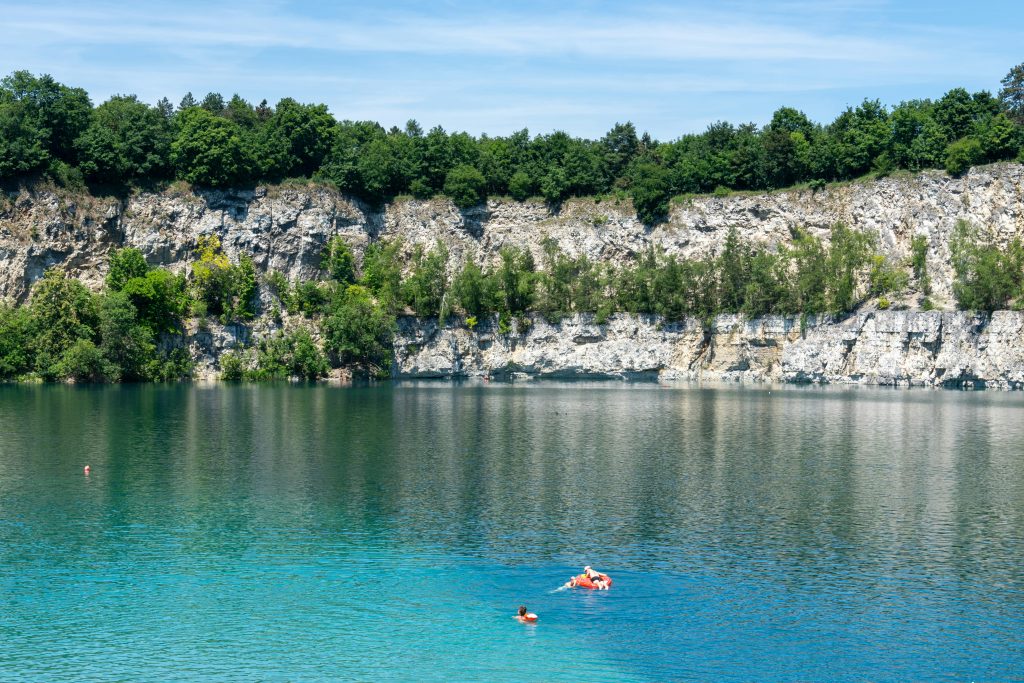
2 66 1024 223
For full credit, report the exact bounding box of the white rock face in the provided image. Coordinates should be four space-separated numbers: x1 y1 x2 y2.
395 311 1024 389
2 163 1022 304
3 164 1024 387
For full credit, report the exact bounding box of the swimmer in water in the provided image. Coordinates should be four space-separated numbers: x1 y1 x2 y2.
515 605 538 623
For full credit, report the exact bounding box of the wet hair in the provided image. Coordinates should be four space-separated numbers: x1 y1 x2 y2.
518 605 527 616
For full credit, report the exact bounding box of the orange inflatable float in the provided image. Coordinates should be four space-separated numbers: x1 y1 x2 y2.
569 573 612 589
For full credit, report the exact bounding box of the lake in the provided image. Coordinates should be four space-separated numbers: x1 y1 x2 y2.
1 382 1022 681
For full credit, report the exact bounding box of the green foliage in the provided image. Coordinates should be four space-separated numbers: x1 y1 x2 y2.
322 236 356 284
495 247 536 314
56 338 111 383
360 240 403 311
96 290 156 381
219 350 246 380
106 247 150 291
248 328 329 380
1001 63 1024 124
3 68 1023 212
868 255 910 298
910 235 931 294
402 242 449 316
322 285 396 376
629 163 672 224
171 107 252 187
0 304 32 379
75 95 171 185
121 268 188 334
950 220 1024 310
191 235 257 321
444 164 487 208
290 280 333 317
508 170 534 201
451 260 496 316
536 238 608 320
28 269 99 376
944 137 984 176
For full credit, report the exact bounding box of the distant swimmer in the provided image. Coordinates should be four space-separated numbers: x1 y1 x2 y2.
515 605 538 623
564 565 612 590
83 465 90 475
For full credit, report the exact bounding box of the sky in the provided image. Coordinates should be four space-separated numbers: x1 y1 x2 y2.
0 0 1021 139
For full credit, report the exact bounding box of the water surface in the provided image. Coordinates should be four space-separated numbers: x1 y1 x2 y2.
1 382 1023 681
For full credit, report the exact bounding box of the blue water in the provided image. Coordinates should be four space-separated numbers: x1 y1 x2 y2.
1 383 1023 681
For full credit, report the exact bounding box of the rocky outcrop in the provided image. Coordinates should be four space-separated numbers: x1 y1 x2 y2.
3 164 1024 387
1 163 1023 304
395 311 1024 389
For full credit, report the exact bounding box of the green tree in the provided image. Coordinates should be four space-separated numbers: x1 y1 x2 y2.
322 285 396 376
495 247 536 314
451 260 495 316
97 291 156 381
0 71 92 163
75 95 172 185
944 137 984 175
402 242 449 316
0 304 33 379
444 164 487 208
1000 63 1024 123
28 269 99 376
629 163 672 224
360 240 404 311
950 220 1023 310
171 107 251 187
323 236 356 284
55 339 110 383
106 247 150 291
508 170 534 201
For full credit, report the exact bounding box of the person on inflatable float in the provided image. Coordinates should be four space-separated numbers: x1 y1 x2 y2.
516 605 538 623
565 565 611 589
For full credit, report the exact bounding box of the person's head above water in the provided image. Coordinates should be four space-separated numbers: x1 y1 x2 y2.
518 605 527 616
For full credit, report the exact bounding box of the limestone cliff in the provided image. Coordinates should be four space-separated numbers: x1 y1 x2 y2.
2 163 1024 386
395 310 1024 389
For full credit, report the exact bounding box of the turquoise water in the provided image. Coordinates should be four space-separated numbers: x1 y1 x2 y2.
1 383 1023 681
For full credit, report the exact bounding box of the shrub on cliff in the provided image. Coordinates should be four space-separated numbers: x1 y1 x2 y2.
171 108 252 187
944 137 983 176
444 164 487 208
402 242 449 317
75 95 172 186
629 163 672 225
248 329 329 380
950 220 1024 310
322 285 396 377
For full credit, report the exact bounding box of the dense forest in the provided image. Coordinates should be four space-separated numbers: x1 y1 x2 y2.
2 66 1024 223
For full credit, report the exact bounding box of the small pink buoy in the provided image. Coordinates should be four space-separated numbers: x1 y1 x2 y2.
84 465 90 475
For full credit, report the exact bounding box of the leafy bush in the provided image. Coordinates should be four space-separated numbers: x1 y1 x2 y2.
944 137 984 175
444 164 487 208
219 350 246 380
402 242 449 316
56 339 111 383
950 220 1024 310
191 235 258 321
249 329 328 380
322 285 396 376
910 234 931 295
322 236 356 284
